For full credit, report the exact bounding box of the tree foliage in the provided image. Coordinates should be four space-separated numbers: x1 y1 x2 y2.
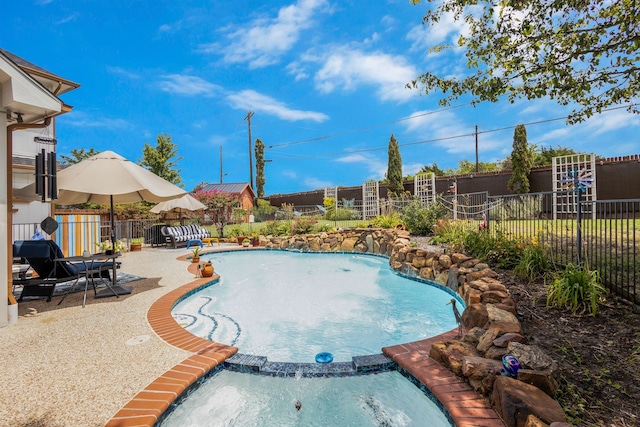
508 124 533 194
254 138 266 198
409 0 639 123
139 133 183 187
445 159 501 175
532 145 578 167
192 190 241 237
419 162 446 176
59 148 99 166
386 134 404 196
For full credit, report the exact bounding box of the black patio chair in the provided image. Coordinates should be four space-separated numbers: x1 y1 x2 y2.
12 240 118 302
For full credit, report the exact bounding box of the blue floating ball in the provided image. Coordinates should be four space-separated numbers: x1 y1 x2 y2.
315 352 333 363
502 355 521 376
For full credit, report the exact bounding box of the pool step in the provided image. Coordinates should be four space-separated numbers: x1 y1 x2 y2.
224 353 395 377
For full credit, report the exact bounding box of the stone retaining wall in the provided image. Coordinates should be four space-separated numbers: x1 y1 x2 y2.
262 228 570 427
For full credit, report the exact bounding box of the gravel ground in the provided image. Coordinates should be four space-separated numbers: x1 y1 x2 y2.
0 247 207 427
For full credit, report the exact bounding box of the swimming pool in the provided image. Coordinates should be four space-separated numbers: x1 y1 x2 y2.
172 251 460 363
160 250 461 426
159 369 452 426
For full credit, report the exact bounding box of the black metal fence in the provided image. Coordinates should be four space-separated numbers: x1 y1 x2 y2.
485 192 639 306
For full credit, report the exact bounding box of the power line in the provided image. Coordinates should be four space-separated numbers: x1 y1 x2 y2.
266 102 473 149
266 104 634 161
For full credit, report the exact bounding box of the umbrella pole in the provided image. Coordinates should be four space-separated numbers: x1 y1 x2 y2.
110 195 116 244
97 194 133 298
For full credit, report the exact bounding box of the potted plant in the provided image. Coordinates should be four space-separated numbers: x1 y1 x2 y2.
242 238 250 248
129 237 144 252
96 239 127 255
250 232 260 247
191 246 201 263
201 261 214 277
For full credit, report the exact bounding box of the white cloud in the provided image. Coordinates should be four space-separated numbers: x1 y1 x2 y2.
64 111 132 129
158 74 222 96
201 0 330 69
303 177 334 189
312 47 419 103
286 61 309 81
404 109 505 156
107 66 140 79
282 170 298 179
336 152 387 180
55 13 79 25
532 108 640 146
406 17 464 51
403 161 424 177
226 89 329 122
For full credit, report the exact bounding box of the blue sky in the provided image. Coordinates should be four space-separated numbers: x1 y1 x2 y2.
3 0 638 196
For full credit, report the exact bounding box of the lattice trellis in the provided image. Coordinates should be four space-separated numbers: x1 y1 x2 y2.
414 172 435 203
552 153 597 220
362 180 380 219
324 186 338 201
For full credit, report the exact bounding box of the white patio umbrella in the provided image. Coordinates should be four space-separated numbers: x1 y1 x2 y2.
150 194 206 215
16 150 186 245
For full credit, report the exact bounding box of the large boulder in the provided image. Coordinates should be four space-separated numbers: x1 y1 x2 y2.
507 342 558 372
462 356 503 394
517 369 560 396
429 340 480 375
492 376 567 427
484 304 522 334
461 304 489 329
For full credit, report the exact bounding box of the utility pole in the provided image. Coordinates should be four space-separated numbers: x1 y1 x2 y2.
244 111 255 189
219 146 223 184
475 125 479 173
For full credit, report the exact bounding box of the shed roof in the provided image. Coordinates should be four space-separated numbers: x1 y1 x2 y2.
200 182 255 198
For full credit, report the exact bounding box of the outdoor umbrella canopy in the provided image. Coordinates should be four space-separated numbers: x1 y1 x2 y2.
16 150 186 241
15 150 186 296
150 194 206 215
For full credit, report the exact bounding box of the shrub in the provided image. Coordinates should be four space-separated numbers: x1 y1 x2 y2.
401 197 447 235
370 213 403 229
226 226 245 238
291 216 317 235
462 230 525 270
262 220 291 236
314 223 333 232
430 220 472 252
253 199 278 222
514 244 552 283
546 264 606 316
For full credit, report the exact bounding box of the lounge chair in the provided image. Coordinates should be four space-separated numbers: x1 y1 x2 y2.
12 240 117 302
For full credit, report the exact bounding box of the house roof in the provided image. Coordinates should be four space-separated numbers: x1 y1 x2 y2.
199 182 255 198
0 49 64 123
0 48 80 96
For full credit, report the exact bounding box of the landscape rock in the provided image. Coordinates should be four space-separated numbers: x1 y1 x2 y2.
477 328 501 353
461 304 489 329
507 342 558 372
524 414 549 427
484 345 509 360
462 327 486 347
493 333 528 348
462 356 503 394
484 304 522 334
492 376 567 427
429 340 480 376
517 369 559 396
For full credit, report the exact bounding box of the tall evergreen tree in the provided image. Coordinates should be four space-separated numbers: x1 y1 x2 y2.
508 124 533 194
254 138 266 198
139 133 183 187
386 134 404 196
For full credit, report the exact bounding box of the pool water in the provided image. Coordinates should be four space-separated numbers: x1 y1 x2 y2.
159 370 452 427
172 251 459 362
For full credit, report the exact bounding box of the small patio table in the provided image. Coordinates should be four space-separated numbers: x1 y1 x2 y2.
55 252 127 308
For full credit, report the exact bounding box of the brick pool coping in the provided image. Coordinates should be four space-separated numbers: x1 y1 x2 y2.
106 249 505 427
